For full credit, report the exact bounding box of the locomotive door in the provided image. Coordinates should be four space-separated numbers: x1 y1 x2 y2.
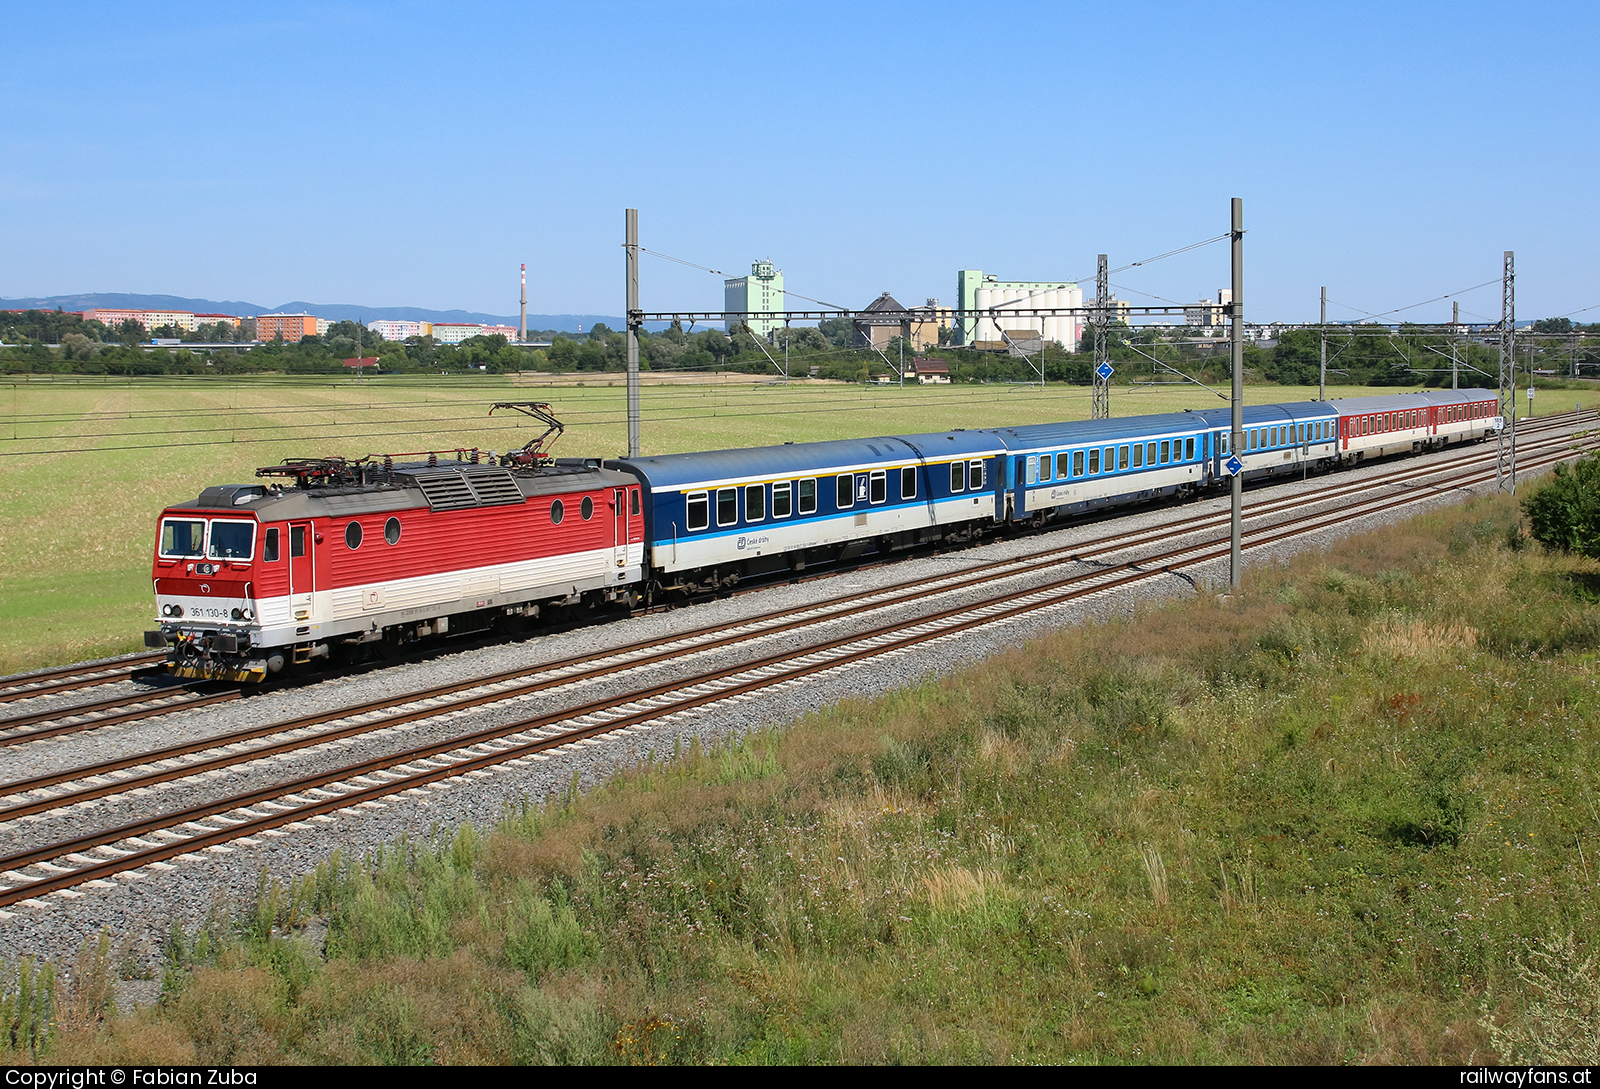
612 489 627 568
288 522 314 619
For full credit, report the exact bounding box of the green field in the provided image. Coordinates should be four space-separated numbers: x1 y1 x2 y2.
3 374 1589 674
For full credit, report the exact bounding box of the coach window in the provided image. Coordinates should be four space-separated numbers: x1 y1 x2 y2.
1102 448 1114 474
1185 437 1196 460
716 489 737 526
1118 445 1130 471
901 466 917 500
950 462 965 493
160 518 206 559
798 478 817 515
869 470 887 504
1073 450 1085 476
1025 456 1038 485
1148 440 1159 463
385 517 401 546
773 481 792 518
344 521 363 550
745 484 765 522
1159 440 1170 465
1132 444 1143 468
1056 453 1070 479
1038 456 1051 482
211 520 255 560
581 496 595 520
836 475 854 509
685 493 707 532
263 527 280 562
969 460 984 490
1088 448 1100 474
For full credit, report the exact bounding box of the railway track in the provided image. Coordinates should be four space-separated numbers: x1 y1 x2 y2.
0 652 168 705
0 419 1589 910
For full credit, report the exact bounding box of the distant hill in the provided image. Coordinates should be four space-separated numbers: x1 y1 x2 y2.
0 294 623 333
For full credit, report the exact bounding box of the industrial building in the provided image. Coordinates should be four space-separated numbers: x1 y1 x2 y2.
954 270 1084 351
724 259 785 337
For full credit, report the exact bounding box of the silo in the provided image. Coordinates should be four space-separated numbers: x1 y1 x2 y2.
975 286 993 343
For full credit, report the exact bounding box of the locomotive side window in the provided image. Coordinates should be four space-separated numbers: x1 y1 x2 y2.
716 488 737 526
160 518 206 559
1088 449 1100 474
836 475 855 508
581 496 595 520
901 466 917 499
869 470 887 504
745 484 765 522
1073 450 1084 476
385 517 401 545
630 489 640 516
551 500 566 525
1056 453 1070 478
263 527 280 562
773 481 792 518
1118 445 1130 471
290 525 307 558
950 463 964 493
798 478 817 515
685 493 707 531
344 521 363 550
209 520 255 560
969 461 983 490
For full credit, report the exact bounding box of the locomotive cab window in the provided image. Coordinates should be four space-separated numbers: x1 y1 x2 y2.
290 525 307 558
209 519 255 560
160 518 206 559
745 484 765 522
716 489 736 526
950 463 965 493
773 481 792 518
685 493 708 532
798 478 817 515
263 527 280 562
630 489 640 516
836 475 854 508
901 466 916 500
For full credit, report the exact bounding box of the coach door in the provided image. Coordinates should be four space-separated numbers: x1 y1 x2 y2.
612 489 628 568
289 522 314 620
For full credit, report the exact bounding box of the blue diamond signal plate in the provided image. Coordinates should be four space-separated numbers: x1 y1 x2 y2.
1225 454 1244 476
1094 362 1114 381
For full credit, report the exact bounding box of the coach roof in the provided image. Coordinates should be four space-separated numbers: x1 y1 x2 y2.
610 430 1004 491
988 411 1209 451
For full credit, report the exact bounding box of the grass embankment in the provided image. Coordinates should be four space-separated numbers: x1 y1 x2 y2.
4 373 1529 674
17 489 1600 1064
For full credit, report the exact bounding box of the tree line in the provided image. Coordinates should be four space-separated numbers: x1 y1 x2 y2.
3 307 1598 386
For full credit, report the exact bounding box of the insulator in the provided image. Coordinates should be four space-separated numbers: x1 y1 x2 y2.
428 451 437 467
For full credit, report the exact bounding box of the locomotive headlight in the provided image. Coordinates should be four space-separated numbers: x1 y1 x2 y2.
230 608 242 620
161 604 184 618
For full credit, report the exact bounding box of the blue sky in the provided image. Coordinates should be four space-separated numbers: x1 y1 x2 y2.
3 1 1595 325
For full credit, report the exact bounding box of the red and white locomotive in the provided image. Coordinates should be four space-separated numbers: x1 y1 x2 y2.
147 404 644 681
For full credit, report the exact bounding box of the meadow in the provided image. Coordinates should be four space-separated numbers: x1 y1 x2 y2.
11 372 1571 674
19 489 1600 1064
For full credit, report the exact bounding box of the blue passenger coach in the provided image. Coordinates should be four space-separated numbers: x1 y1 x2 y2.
1194 401 1340 483
611 430 1005 589
989 412 1211 523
